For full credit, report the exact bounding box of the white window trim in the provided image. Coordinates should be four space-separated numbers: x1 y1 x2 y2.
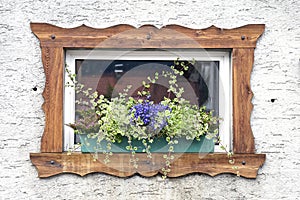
64 49 232 152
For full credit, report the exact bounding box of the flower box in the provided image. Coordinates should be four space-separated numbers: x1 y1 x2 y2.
79 134 214 153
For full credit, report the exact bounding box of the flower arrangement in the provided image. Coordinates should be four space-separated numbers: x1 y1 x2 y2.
66 59 219 178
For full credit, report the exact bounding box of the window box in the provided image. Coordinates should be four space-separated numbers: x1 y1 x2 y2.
80 134 214 153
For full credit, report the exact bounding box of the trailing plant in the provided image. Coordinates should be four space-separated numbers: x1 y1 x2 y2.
66 59 221 179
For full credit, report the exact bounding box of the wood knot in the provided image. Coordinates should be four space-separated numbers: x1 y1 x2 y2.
146 33 152 40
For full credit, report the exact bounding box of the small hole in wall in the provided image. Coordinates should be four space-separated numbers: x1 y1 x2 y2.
270 98 277 103
32 86 37 91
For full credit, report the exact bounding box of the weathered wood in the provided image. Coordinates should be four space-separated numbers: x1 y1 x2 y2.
30 153 266 178
232 48 255 153
40 47 64 152
31 23 265 49
30 23 266 178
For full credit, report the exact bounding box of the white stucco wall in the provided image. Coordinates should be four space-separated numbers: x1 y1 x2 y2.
0 0 299 199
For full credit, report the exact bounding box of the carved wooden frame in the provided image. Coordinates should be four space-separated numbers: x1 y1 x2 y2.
30 23 266 178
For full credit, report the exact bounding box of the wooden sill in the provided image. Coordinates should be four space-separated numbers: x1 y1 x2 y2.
30 153 265 178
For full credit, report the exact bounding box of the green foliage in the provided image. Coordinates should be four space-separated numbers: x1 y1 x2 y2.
66 58 220 179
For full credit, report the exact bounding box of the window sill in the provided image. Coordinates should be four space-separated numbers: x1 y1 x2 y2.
30 153 265 178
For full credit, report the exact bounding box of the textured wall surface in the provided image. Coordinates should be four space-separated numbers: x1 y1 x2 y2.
0 0 299 199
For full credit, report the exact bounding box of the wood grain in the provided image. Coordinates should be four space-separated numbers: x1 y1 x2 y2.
31 23 265 49
40 47 64 152
30 153 266 178
232 48 255 153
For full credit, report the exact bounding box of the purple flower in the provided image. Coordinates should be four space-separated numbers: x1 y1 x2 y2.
131 100 171 133
132 101 152 125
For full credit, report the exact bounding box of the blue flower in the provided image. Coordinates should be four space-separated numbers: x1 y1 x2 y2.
131 100 171 133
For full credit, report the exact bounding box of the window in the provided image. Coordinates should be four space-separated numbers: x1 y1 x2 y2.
64 49 231 152
30 23 266 178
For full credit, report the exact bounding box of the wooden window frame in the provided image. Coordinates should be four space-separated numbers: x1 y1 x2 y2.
30 23 266 178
